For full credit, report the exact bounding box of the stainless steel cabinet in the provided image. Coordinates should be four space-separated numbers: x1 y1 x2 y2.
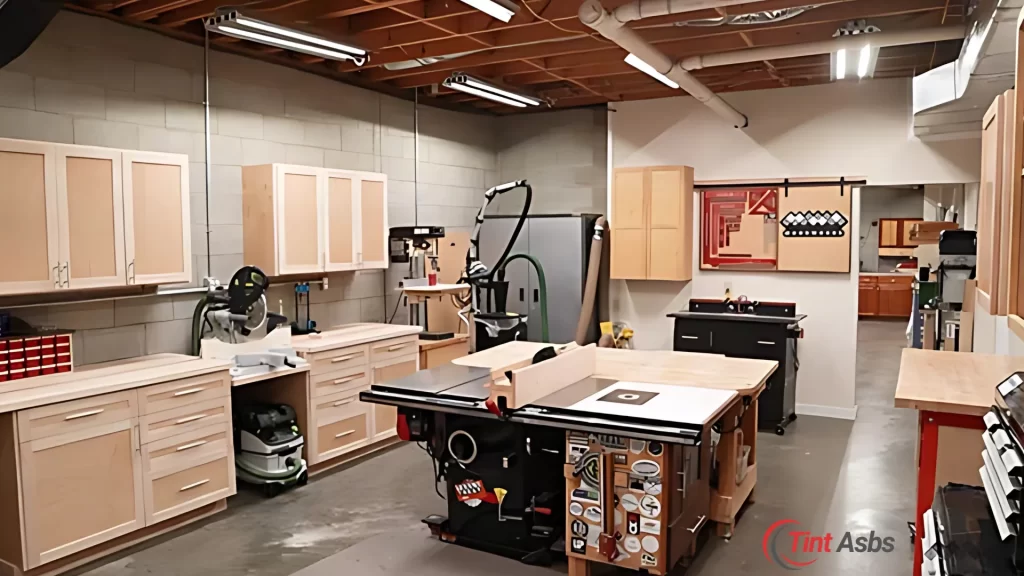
479 214 601 344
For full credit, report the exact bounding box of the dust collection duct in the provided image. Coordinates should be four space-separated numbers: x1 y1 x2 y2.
579 0 966 130
0 0 61 69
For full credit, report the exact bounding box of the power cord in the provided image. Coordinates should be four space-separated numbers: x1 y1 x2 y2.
387 294 403 324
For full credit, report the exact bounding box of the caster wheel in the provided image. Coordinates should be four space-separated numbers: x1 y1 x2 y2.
297 471 309 487
789 413 798 422
775 426 786 436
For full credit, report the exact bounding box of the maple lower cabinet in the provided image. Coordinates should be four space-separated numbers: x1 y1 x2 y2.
243 164 388 275
0 138 191 295
122 151 192 285
610 165 693 281
0 139 59 295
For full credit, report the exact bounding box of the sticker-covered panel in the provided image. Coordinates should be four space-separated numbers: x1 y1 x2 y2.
565 433 669 574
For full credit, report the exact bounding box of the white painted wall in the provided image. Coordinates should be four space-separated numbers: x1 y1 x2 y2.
610 78 982 417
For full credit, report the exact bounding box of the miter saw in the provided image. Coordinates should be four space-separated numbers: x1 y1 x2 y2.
190 265 309 495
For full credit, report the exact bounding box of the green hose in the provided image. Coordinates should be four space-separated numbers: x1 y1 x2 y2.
190 294 208 356
497 253 549 343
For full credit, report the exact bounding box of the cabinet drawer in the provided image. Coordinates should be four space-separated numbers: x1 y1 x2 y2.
147 456 233 525
310 364 370 398
316 413 369 458
143 422 231 479
308 344 369 375
17 390 138 442
314 387 369 426
138 373 229 415
859 275 878 284
140 397 230 444
370 336 419 363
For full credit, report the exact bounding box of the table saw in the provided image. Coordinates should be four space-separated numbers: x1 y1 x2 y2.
359 343 773 575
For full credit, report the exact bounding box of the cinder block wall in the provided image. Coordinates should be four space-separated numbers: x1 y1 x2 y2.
0 11 498 364
494 108 607 215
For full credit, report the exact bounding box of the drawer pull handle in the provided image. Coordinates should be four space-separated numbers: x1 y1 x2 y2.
334 430 356 439
173 387 206 397
757 340 776 346
386 344 408 351
333 399 354 407
679 335 698 340
65 408 104 421
176 414 208 424
687 515 706 533
176 440 208 452
332 375 363 385
331 354 360 363
180 479 210 492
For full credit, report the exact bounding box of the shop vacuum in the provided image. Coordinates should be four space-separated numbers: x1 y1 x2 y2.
233 403 308 497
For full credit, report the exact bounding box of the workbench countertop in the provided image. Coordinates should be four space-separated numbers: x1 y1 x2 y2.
667 311 806 324
894 348 1024 416
291 323 422 353
0 354 232 414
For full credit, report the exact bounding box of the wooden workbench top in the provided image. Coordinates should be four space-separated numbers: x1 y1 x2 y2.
0 354 232 414
291 323 422 353
894 348 1024 416
418 333 469 352
453 342 777 395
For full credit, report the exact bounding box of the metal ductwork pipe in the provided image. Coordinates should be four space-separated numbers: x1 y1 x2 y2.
681 26 966 70
612 0 765 24
579 0 749 128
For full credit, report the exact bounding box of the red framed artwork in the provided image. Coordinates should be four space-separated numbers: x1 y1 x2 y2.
700 187 779 270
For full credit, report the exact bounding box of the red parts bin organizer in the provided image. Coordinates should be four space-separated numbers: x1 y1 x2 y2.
0 332 72 383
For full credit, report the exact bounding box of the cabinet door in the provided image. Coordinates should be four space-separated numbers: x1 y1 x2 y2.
122 151 191 285
19 420 144 569
275 165 324 275
878 285 902 317
611 168 647 279
371 356 417 438
56 146 126 289
0 139 59 295
879 220 898 247
901 219 922 247
648 167 693 280
323 170 358 272
858 285 879 315
358 173 388 269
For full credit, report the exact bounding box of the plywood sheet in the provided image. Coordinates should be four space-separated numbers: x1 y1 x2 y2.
776 184 851 273
426 231 470 334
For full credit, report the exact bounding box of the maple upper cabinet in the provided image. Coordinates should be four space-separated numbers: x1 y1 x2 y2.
610 165 693 281
0 138 191 295
0 139 59 295
122 151 191 285
56 146 127 289
243 164 388 276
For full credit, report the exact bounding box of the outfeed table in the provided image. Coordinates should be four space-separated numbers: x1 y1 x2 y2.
451 343 777 540
894 348 1024 576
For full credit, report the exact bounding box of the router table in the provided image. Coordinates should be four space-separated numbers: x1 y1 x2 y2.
360 342 776 575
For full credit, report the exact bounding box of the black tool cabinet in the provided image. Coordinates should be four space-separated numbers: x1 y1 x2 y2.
668 301 804 435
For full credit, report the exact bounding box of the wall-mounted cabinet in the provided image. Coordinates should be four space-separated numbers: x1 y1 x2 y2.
243 164 388 276
0 138 190 296
878 218 923 249
610 166 693 281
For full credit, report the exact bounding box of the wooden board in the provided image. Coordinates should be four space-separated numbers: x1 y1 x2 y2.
425 231 470 334
776 184 852 273
451 341 554 371
291 324 421 354
489 344 596 410
419 335 469 369
893 348 1024 416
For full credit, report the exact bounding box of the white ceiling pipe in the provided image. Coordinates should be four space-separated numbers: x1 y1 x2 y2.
579 0 748 128
612 0 766 24
681 26 966 70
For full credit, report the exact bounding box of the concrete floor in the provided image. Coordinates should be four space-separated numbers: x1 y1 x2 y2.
77 320 915 576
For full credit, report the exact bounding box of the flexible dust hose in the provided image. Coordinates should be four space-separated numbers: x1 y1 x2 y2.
190 294 209 356
497 253 548 343
575 216 606 345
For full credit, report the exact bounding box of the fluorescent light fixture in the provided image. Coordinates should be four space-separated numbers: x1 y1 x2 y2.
443 73 543 108
234 17 366 57
447 82 527 107
458 0 516 22
205 11 367 66
624 53 679 89
835 48 846 80
857 44 871 78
